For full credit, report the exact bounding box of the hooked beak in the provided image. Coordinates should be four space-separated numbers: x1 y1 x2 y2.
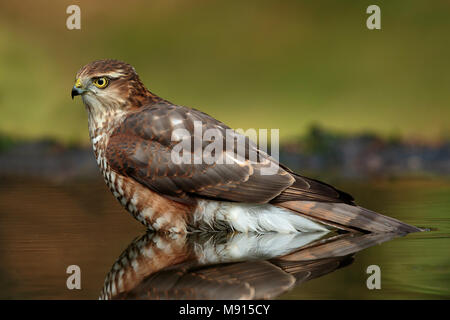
71 86 84 100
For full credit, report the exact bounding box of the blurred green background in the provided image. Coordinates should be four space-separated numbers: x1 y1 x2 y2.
0 0 449 145
0 1 449 300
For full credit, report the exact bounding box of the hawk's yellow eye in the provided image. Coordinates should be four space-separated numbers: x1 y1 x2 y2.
93 77 109 89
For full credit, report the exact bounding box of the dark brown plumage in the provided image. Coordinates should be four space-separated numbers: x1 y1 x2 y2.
72 59 422 234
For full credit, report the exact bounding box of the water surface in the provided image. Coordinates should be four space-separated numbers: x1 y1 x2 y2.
0 177 448 299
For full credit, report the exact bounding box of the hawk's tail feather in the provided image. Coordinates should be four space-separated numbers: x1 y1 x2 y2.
277 201 422 233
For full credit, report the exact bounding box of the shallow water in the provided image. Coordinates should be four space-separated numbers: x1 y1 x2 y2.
0 176 448 299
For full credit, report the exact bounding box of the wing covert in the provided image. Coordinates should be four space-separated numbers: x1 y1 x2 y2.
106 103 294 204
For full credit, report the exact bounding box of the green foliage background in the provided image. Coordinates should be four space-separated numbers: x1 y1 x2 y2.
0 0 449 145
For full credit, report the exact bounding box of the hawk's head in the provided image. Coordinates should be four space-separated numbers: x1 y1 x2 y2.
72 59 157 115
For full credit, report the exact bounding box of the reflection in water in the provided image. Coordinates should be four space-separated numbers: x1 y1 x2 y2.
100 231 402 300
0 178 447 299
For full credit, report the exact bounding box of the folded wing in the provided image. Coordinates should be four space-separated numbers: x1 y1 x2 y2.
106 103 352 205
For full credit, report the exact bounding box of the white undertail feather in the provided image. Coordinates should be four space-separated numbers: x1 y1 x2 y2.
193 200 330 233
194 232 328 265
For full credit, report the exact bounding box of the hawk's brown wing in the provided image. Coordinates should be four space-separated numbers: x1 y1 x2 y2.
106 103 352 205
